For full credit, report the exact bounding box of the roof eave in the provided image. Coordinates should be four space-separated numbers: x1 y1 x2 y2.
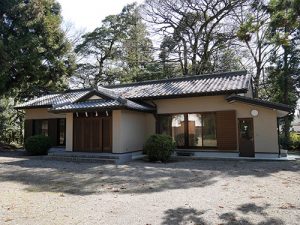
126 89 249 101
14 105 53 110
48 106 156 114
226 95 292 113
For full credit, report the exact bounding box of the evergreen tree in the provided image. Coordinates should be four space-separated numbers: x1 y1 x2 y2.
0 0 75 98
267 0 300 146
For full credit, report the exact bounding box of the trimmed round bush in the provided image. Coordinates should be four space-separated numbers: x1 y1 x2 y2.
144 134 175 162
25 135 52 155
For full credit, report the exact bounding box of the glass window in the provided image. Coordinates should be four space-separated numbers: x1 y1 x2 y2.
58 119 66 145
41 120 48 136
202 114 217 147
157 113 217 148
188 114 202 147
171 114 185 147
157 115 172 136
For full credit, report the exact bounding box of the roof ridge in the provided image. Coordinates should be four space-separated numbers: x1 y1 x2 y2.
106 70 247 88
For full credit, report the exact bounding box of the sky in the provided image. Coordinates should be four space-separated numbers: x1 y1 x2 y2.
57 0 144 32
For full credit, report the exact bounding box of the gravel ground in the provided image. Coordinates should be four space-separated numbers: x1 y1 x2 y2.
0 154 299 225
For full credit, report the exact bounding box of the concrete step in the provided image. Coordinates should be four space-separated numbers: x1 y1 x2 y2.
45 155 116 164
48 151 119 159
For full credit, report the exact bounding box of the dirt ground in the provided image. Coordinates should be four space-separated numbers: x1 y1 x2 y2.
0 154 299 225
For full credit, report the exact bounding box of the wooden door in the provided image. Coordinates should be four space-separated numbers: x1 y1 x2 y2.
73 116 112 152
238 118 255 157
102 117 112 152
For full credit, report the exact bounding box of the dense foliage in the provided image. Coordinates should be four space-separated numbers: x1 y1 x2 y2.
24 135 52 155
144 134 175 162
0 0 74 145
0 0 75 97
1 0 299 149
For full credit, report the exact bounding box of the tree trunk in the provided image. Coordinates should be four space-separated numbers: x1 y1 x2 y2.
253 66 261 98
182 39 188 76
282 45 290 145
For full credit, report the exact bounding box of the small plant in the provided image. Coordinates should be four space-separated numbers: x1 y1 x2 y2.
25 135 52 155
144 134 175 162
289 132 300 150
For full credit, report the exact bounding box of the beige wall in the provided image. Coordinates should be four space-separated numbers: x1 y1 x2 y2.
25 108 65 119
24 94 279 154
65 113 73 151
152 95 279 153
112 110 155 153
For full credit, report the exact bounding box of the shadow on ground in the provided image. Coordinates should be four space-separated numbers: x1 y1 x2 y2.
0 154 299 195
161 203 285 225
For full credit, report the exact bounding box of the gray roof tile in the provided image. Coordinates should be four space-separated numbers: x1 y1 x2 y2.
16 71 251 112
16 90 90 109
50 99 155 113
108 71 250 99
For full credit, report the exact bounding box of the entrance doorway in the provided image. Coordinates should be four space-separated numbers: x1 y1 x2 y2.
73 113 112 153
238 118 255 157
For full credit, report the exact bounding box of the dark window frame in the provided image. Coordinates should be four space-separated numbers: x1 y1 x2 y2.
32 118 66 147
157 112 218 149
32 119 49 136
57 118 66 146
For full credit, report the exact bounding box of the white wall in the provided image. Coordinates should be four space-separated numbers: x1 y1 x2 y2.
112 110 155 153
65 113 73 151
25 108 65 119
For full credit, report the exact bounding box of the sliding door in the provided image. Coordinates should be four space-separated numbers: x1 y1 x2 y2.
157 113 217 148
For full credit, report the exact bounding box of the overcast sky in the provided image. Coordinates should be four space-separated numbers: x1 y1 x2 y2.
57 0 144 32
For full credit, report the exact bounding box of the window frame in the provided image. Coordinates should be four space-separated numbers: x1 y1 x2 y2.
157 112 218 149
33 119 49 137
57 118 66 146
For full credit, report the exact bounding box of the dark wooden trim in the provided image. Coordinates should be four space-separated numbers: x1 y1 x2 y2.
216 111 237 150
238 118 255 157
24 119 33 141
184 114 189 148
57 118 66 146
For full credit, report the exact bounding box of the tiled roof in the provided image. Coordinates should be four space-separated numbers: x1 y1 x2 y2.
50 99 155 113
226 95 292 112
15 89 91 109
108 71 250 99
16 71 252 112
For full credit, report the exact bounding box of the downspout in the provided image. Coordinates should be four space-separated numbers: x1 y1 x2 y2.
277 117 281 158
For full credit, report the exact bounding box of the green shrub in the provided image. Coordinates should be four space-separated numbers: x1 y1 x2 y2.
279 132 300 150
290 132 300 150
144 134 175 162
25 135 52 155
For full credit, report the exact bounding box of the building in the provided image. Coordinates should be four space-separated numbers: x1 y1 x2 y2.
16 71 291 159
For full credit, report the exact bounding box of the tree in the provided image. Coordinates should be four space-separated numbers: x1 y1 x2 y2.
235 0 275 98
0 0 75 98
266 0 300 146
119 4 155 83
143 0 244 76
0 0 73 145
73 4 155 87
74 14 125 87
